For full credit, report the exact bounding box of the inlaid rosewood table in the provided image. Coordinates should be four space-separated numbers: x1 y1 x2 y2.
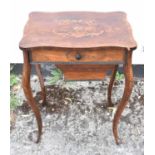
19 11 137 144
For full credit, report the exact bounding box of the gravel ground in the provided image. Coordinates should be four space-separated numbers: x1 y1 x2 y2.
10 65 144 155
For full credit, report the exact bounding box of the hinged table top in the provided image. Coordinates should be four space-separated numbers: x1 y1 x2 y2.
19 11 137 49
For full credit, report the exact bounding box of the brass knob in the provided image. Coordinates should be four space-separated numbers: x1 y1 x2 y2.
75 53 82 60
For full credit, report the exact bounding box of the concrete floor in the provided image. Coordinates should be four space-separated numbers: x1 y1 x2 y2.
10 64 144 155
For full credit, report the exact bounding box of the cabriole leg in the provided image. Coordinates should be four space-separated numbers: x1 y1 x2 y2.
113 51 133 144
22 50 42 143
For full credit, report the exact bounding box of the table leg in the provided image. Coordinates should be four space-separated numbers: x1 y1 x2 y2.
107 65 118 107
113 51 133 144
35 64 46 106
22 50 42 143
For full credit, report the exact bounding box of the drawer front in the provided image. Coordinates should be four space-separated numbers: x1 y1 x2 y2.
30 48 125 64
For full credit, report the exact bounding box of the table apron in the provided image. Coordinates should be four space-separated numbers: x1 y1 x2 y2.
28 48 126 65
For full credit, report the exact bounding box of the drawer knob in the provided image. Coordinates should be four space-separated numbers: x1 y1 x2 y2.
75 53 82 60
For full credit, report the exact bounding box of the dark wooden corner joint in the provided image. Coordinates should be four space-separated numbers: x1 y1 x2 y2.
19 11 137 144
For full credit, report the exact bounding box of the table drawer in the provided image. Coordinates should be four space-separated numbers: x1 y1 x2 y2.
30 47 125 64
56 64 115 81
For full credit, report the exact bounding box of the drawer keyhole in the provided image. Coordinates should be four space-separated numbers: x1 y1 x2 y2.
75 53 82 60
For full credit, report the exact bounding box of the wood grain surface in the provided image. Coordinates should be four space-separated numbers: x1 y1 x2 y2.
30 47 125 63
56 64 114 80
19 12 137 49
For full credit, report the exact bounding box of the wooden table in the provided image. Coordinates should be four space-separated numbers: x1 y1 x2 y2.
19 11 137 144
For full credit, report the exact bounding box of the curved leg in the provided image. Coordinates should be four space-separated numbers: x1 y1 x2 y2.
22 50 42 143
107 65 118 107
113 51 133 144
35 64 46 106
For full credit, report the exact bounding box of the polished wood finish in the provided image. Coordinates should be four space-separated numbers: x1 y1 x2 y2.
20 12 137 144
22 50 42 143
56 64 114 80
63 71 105 81
113 50 133 144
30 47 125 64
19 12 136 49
